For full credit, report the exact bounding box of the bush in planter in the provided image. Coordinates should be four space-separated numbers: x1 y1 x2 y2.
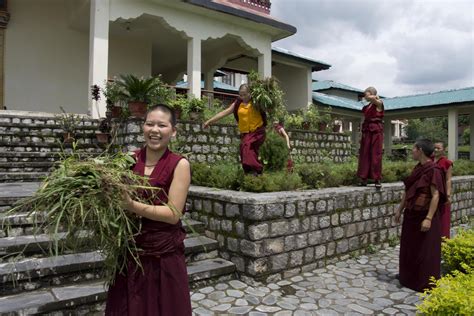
96 118 111 144
203 98 235 125
192 162 242 190
103 79 125 118
182 97 206 120
260 131 289 171
117 74 160 118
284 112 305 130
417 267 474 315
442 228 474 274
240 172 303 193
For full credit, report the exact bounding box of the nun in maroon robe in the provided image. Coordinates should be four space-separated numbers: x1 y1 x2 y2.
397 141 446 292
105 147 192 316
434 153 453 239
357 87 384 186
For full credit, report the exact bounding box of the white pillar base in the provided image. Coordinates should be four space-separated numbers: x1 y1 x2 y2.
383 117 393 156
448 108 459 161
258 48 271 78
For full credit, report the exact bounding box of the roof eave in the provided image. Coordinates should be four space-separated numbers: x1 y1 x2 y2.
183 0 296 41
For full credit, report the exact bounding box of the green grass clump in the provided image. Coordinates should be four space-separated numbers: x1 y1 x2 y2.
3 151 169 285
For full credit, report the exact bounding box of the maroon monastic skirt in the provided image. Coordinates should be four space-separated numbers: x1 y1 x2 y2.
399 208 441 292
240 126 266 174
357 129 383 181
440 203 451 239
105 246 191 316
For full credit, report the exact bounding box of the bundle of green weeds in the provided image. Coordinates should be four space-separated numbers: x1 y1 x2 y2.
6 151 167 285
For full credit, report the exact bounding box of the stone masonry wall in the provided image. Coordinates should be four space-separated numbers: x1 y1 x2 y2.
118 119 352 163
187 176 474 282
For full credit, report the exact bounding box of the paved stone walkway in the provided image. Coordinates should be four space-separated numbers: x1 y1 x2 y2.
191 245 421 315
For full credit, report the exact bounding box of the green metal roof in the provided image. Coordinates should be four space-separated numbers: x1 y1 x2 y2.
313 87 474 112
312 80 364 93
272 47 331 71
312 92 362 111
176 80 239 92
383 87 474 110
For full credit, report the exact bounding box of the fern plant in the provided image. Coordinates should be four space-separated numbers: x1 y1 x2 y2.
117 74 160 103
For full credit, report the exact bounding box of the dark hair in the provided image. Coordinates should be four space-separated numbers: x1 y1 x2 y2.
415 138 434 157
145 104 177 127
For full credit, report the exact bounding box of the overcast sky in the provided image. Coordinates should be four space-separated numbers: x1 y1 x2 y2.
271 0 474 97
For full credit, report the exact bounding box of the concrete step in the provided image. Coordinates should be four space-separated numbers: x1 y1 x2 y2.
0 182 41 208
0 212 206 237
0 257 236 314
0 141 106 152
0 161 55 173
0 251 105 296
0 172 49 183
0 232 218 259
0 152 60 163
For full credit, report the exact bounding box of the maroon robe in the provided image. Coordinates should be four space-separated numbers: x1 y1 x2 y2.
436 156 453 239
240 126 266 174
233 98 267 174
399 160 446 292
105 148 192 316
357 103 384 181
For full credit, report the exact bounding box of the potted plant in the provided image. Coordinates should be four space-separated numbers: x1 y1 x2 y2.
284 112 304 130
169 93 187 119
303 105 319 130
183 97 206 120
103 79 124 118
96 118 111 144
318 112 332 132
56 107 83 143
117 74 160 118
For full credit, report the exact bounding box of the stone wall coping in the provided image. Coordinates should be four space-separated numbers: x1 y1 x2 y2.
189 175 474 204
0 110 92 120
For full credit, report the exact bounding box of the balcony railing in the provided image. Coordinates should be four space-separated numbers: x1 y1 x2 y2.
227 0 271 14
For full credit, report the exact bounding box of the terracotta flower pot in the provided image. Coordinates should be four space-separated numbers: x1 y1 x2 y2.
189 111 202 120
128 101 148 118
111 106 122 118
96 132 110 144
318 123 327 132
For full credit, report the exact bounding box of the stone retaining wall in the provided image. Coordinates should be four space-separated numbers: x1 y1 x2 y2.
118 119 352 163
187 176 474 282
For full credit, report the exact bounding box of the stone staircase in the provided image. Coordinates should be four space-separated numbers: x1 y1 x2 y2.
0 183 236 315
0 111 105 183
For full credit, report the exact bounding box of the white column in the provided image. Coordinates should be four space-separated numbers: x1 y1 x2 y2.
187 37 201 99
258 48 271 78
306 69 312 106
351 119 361 151
383 117 392 156
448 108 459 161
88 0 109 119
470 110 474 161
204 70 214 106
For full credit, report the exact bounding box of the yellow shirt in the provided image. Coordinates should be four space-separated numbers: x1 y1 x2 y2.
237 101 263 133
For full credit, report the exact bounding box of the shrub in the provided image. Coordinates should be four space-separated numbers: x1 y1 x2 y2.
260 131 289 171
453 159 474 176
442 228 474 274
417 267 474 315
240 171 303 193
191 162 242 190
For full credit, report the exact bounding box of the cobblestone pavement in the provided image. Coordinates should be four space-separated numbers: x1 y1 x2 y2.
191 245 422 315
